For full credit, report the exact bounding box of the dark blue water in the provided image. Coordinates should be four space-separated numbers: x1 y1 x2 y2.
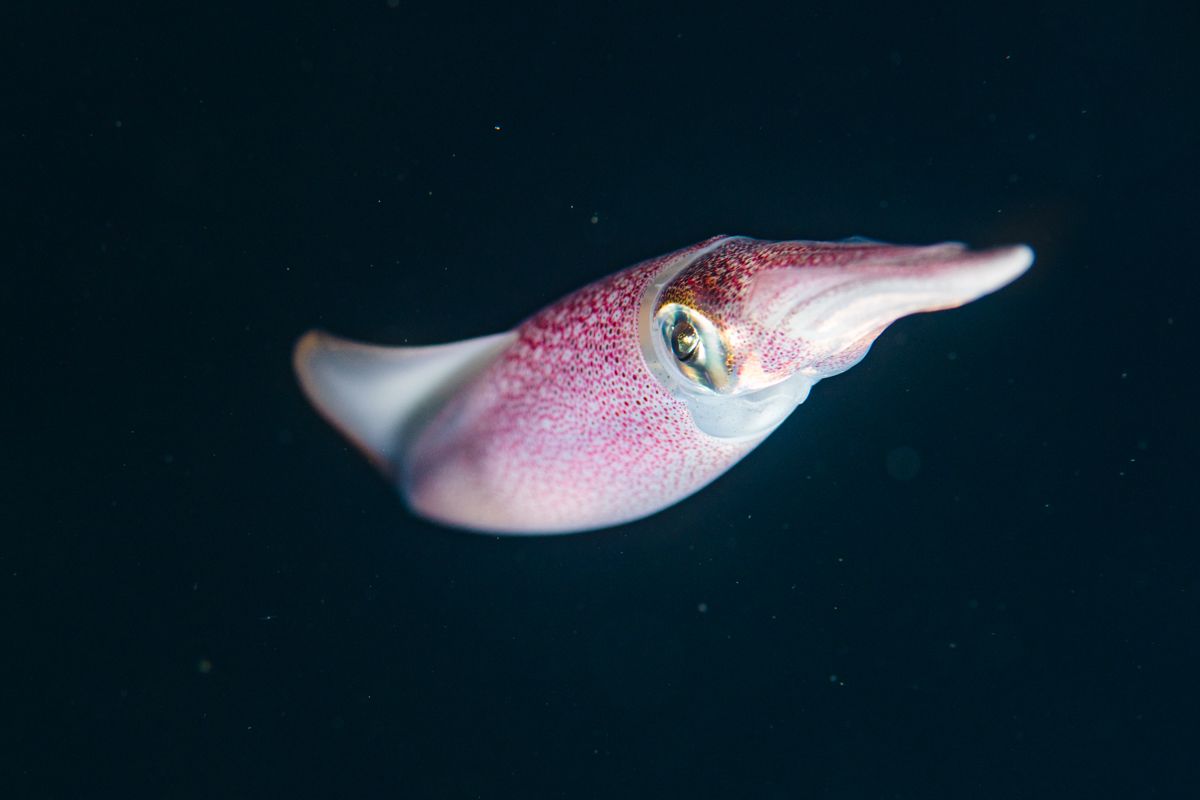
10 3 1198 798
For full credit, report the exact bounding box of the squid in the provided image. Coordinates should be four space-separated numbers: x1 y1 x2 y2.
295 235 1032 534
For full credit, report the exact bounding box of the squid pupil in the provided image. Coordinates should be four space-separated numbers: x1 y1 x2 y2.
672 320 700 361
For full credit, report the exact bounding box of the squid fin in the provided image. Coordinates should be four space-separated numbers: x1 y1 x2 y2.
293 329 516 470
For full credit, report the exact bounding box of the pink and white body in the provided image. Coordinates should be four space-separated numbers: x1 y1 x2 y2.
295 235 1032 535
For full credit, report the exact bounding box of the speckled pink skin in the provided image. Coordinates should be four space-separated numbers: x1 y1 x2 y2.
402 237 753 533
399 235 1032 533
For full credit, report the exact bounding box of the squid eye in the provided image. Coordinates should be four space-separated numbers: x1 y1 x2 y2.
672 321 700 361
654 304 731 393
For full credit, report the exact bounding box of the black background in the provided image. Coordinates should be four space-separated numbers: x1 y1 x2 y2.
7 2 1199 798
